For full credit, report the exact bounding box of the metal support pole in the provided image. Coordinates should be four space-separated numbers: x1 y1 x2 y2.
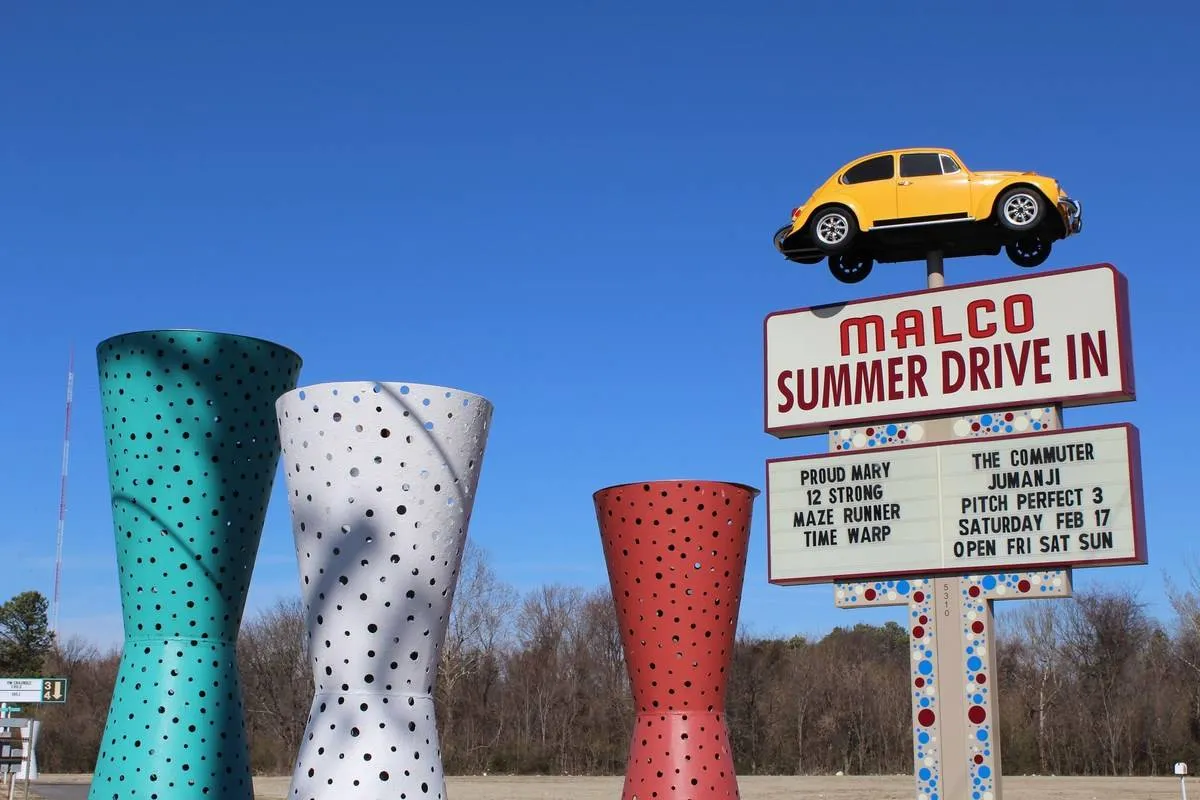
927 250 945 289
19 724 27 800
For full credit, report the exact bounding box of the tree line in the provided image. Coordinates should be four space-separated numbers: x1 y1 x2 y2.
9 545 1200 777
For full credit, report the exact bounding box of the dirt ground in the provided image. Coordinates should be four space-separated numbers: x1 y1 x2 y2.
25 773 1192 799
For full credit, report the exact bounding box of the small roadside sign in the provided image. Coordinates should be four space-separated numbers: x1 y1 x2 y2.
0 678 68 704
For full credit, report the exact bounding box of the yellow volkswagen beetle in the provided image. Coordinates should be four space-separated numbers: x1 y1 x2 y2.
773 147 1082 283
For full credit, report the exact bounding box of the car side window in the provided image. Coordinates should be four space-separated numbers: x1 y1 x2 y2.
900 153 944 177
940 154 961 174
842 155 894 184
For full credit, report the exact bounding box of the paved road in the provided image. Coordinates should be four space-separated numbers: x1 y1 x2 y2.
22 783 88 800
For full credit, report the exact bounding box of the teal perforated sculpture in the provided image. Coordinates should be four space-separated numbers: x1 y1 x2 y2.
89 330 302 800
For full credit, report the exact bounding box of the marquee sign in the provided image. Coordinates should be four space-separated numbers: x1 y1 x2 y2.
766 423 1145 585
764 264 1135 438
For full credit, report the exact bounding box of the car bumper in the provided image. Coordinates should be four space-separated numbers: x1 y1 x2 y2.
774 223 822 258
1057 196 1082 236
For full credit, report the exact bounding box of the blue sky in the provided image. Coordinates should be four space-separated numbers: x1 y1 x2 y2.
2 2 1198 651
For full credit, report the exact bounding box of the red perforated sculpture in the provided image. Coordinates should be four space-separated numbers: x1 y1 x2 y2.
594 479 759 800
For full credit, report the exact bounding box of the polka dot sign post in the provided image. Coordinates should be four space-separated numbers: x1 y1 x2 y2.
830 408 1074 800
90 329 303 800
275 381 493 800
594 479 758 800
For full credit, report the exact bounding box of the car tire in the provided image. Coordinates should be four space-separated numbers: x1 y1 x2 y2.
810 206 857 254
1005 238 1051 268
996 187 1045 232
828 253 873 283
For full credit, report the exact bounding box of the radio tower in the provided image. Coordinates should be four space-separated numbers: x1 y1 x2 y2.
51 347 74 637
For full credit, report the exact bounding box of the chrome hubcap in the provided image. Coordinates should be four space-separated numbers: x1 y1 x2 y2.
817 214 849 244
1014 239 1046 257
1004 194 1038 225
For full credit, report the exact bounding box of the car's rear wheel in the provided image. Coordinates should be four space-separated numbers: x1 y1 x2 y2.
1005 237 1051 268
997 187 1044 232
811 206 857 254
829 252 873 283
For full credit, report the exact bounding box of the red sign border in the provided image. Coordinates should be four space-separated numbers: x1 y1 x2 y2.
764 422 1147 586
763 263 1137 439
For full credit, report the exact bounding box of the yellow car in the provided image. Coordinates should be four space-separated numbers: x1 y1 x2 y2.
773 147 1082 283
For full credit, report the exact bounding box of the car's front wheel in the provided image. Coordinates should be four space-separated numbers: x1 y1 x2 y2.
811 206 857 254
997 187 1044 232
829 252 873 283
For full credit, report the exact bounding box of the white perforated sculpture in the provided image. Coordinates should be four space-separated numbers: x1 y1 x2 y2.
275 381 493 800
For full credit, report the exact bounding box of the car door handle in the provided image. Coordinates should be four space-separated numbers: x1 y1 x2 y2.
898 180 912 186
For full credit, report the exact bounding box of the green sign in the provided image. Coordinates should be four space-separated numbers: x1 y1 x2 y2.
41 678 67 703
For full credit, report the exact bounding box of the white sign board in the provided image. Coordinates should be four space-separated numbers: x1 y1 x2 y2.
764 264 1135 438
767 424 1145 585
0 680 42 704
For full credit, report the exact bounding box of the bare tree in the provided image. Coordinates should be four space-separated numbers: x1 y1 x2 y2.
32 635 120 772
438 540 517 770
239 596 313 773
1057 587 1154 775
29 580 1200 779
1005 600 1070 773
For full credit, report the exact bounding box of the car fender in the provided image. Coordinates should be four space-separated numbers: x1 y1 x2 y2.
794 195 865 234
971 175 1060 221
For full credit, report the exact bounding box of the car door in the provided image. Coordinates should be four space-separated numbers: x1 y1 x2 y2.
838 154 899 228
896 152 972 222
